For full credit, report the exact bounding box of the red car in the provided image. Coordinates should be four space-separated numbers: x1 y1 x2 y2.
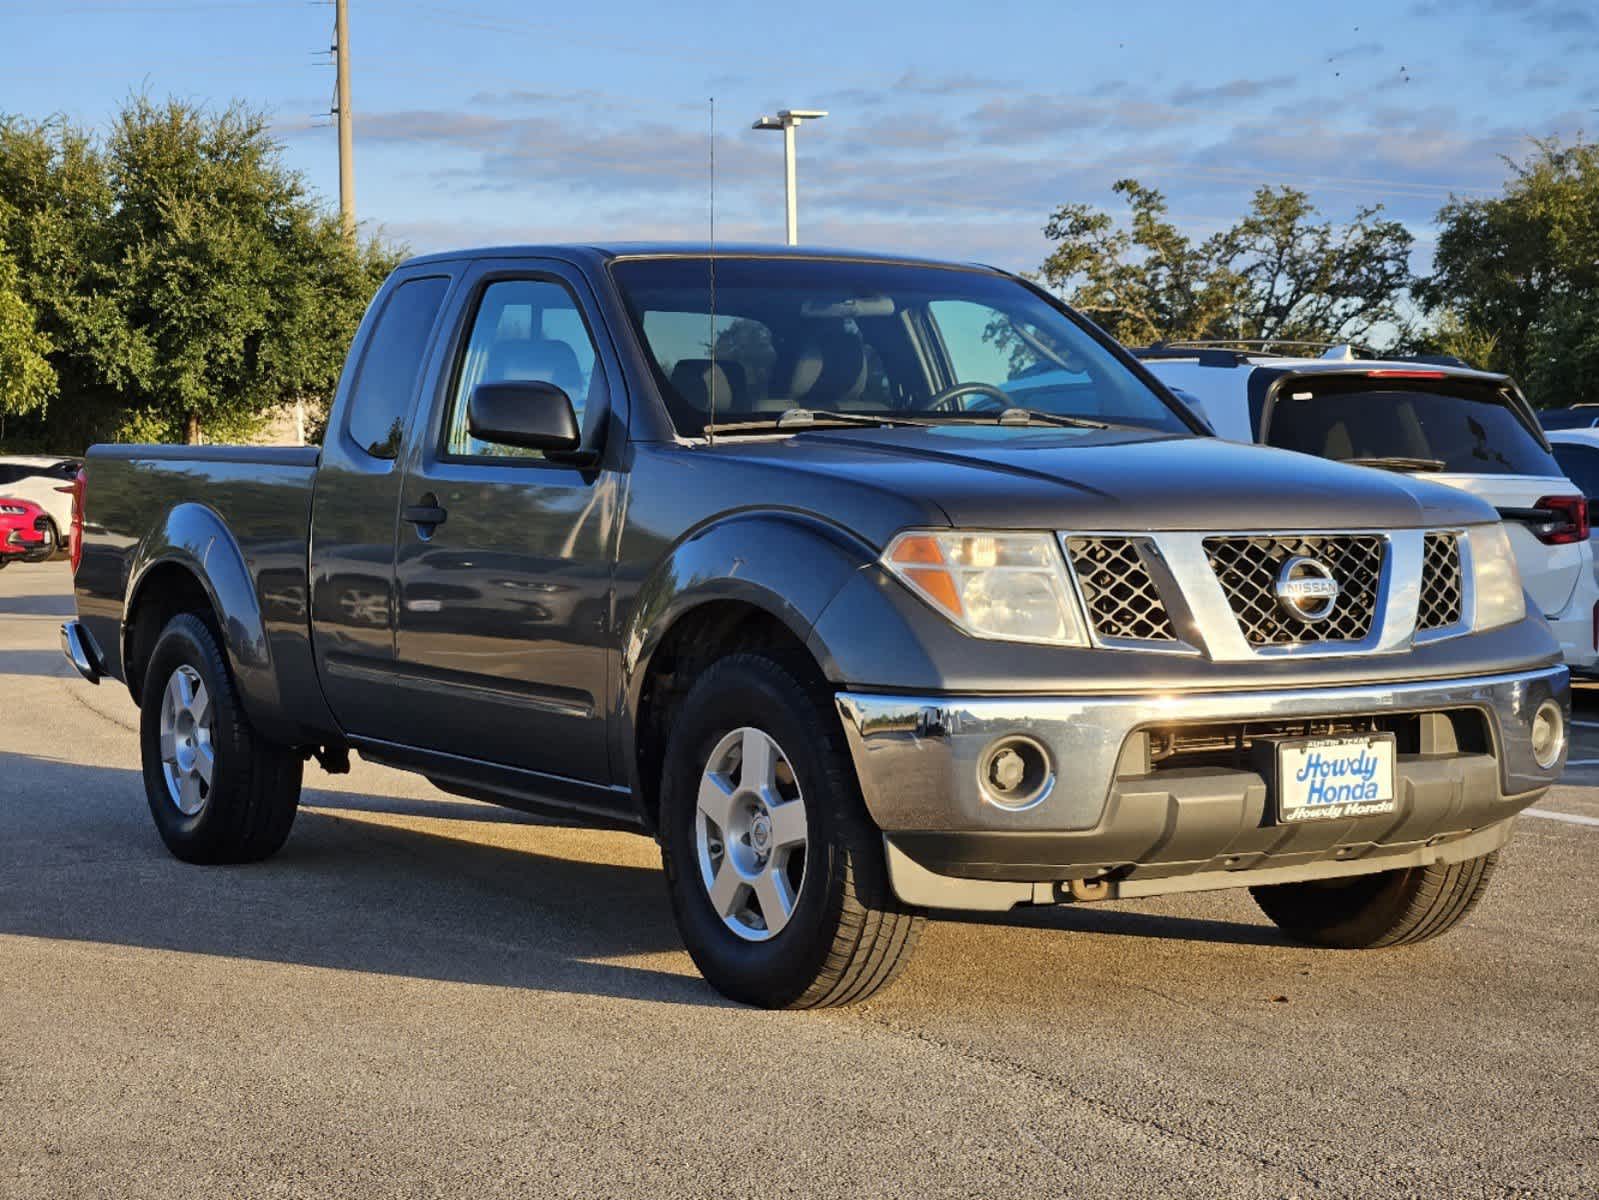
0 496 57 566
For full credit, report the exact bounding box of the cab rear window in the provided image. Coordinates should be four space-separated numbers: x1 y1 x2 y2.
1261 379 1560 476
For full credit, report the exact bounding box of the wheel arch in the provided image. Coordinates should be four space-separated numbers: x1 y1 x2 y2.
620 511 875 832
122 503 289 740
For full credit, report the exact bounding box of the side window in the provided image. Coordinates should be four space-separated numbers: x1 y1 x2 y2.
1552 443 1599 502
346 276 450 459
446 279 605 459
930 299 1038 384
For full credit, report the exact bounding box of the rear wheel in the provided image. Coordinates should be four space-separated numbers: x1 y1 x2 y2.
139 613 302 864
659 654 924 1008
1250 853 1499 949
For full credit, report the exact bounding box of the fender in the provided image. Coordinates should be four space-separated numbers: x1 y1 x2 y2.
614 510 879 786
122 502 294 743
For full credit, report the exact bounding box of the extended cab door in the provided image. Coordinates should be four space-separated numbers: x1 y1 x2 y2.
310 264 460 730
384 258 625 785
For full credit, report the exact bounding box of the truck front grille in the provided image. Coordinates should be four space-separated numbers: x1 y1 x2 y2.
1203 534 1384 646
1418 532 1464 631
1064 536 1178 643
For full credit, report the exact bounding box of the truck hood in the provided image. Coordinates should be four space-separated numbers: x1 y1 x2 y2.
717 426 1497 532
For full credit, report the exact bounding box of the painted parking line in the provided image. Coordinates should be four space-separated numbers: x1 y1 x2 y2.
1524 808 1599 828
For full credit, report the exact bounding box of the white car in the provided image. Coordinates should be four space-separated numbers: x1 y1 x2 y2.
1139 347 1599 672
0 456 81 550
1543 428 1599 593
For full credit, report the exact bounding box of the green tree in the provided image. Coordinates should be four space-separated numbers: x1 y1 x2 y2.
0 98 401 449
0 114 117 448
99 96 398 443
1422 139 1599 404
0 239 56 427
1036 180 1415 349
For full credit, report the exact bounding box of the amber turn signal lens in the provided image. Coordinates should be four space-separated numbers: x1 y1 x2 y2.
888 534 945 566
904 566 964 617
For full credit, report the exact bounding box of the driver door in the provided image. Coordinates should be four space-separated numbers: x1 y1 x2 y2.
385 258 625 786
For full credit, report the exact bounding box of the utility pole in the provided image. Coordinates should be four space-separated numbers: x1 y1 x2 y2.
334 0 355 243
751 109 826 245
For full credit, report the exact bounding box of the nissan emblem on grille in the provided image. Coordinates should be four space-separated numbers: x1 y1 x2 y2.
1274 556 1341 623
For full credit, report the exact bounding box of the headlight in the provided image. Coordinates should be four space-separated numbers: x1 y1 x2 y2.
1467 523 1526 631
882 530 1087 645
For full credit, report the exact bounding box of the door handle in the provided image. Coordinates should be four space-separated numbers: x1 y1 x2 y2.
402 494 447 531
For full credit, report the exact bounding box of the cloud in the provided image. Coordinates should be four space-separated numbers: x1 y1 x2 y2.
970 94 1189 145
1410 0 1597 34
1169 76 1295 106
465 88 646 114
1324 41 1384 63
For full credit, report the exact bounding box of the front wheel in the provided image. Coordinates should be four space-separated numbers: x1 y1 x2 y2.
139 613 303 864
659 654 924 1008
1250 852 1499 949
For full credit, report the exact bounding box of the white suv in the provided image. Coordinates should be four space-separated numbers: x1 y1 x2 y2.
0 456 80 550
1139 347 1599 672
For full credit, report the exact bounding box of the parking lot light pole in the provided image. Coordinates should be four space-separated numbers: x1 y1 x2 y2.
751 109 827 245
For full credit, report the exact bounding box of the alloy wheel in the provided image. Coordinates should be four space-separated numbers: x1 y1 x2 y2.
694 726 809 942
158 664 215 816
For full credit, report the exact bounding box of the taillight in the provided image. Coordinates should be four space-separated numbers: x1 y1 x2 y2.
1528 494 1589 545
1365 369 1448 379
68 467 85 572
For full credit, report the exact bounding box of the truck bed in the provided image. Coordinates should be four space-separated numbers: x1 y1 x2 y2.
75 444 326 740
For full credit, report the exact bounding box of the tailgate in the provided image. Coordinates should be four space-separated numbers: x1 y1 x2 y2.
1432 473 1586 617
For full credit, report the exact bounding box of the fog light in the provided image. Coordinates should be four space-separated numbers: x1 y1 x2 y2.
1530 699 1566 770
979 736 1053 811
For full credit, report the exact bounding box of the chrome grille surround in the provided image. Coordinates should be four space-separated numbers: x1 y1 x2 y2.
1417 531 1468 638
1203 534 1386 646
1054 528 1468 661
1063 536 1179 644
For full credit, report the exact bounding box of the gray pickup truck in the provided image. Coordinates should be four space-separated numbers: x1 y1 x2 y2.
62 244 1569 1008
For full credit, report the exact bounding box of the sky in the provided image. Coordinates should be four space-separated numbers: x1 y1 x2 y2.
3 0 1596 275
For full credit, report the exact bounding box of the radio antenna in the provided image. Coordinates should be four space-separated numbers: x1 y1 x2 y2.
706 95 718 447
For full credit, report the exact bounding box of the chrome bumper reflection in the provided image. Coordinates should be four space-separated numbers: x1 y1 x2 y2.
835 665 1568 834
60 620 102 685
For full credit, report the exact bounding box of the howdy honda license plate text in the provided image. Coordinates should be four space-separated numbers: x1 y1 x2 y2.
1276 735 1397 823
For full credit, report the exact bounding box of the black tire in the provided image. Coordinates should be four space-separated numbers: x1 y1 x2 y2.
1250 852 1499 949
659 653 925 1008
139 613 302 864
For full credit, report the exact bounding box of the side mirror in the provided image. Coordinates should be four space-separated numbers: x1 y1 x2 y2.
468 380 582 452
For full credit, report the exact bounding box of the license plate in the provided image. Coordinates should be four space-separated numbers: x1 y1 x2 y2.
1276 735 1397 823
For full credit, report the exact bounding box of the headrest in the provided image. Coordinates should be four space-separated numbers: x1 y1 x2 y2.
774 327 867 405
670 358 745 415
489 338 584 396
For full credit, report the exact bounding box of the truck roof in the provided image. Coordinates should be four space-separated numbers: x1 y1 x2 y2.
398 241 998 272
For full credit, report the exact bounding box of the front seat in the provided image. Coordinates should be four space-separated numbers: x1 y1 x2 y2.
490 337 585 397
764 327 874 412
669 359 746 418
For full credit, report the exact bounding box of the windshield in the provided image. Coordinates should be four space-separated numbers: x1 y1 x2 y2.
1262 379 1561 476
610 257 1194 437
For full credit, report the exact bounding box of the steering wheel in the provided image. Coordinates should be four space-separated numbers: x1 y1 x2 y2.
927 381 1013 414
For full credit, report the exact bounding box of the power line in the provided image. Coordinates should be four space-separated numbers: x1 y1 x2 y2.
333 0 354 240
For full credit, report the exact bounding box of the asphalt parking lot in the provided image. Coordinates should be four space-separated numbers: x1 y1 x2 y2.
1 559 1595 1198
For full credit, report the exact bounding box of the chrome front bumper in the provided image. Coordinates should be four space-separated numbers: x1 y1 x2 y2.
836 664 1567 900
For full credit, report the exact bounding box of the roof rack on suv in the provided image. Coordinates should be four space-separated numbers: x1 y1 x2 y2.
1132 340 1371 368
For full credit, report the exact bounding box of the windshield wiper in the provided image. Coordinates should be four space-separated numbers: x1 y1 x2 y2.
702 408 934 435
1340 455 1448 473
